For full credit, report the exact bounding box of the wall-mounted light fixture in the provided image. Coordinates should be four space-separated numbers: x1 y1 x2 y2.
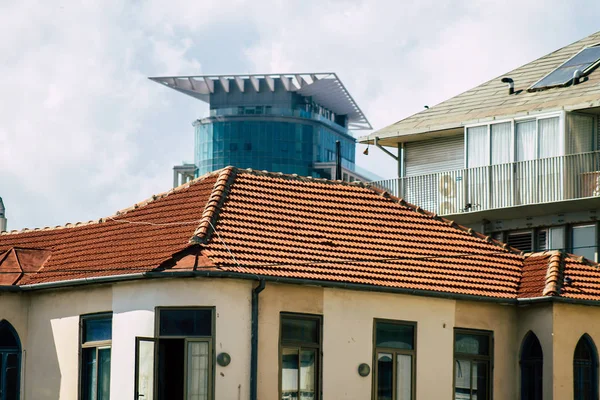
217 352 231 367
357 363 370 377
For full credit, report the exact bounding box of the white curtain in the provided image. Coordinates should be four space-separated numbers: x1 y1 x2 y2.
396 354 412 400
187 341 209 400
467 126 489 167
491 122 512 164
538 117 561 158
516 121 537 161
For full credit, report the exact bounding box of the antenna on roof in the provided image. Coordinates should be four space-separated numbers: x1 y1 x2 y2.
0 197 6 232
501 77 514 95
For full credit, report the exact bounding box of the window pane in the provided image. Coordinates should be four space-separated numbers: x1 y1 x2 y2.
377 353 393 400
472 362 489 400
281 317 318 344
186 341 209 400
300 350 316 400
538 118 560 158
282 348 299 399
136 339 155 400
491 122 512 164
376 322 414 350
5 353 18 400
455 333 489 355
83 348 98 400
516 121 537 162
84 318 112 342
567 113 594 154
572 225 597 262
454 359 471 400
397 354 412 400
97 348 111 400
159 309 212 337
549 227 565 251
467 126 489 168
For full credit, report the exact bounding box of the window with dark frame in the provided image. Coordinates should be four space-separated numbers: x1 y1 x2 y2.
279 313 321 400
373 320 416 400
135 307 214 400
573 334 598 400
520 332 543 400
571 224 597 262
453 329 492 400
80 313 112 400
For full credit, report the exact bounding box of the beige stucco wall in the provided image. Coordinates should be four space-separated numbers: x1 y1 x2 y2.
552 302 600 400
257 283 324 400
322 288 455 399
516 303 553 400
8 276 598 400
19 277 252 400
455 300 518 400
25 285 112 400
110 277 253 400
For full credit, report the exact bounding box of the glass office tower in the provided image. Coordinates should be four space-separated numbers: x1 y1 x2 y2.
150 73 374 184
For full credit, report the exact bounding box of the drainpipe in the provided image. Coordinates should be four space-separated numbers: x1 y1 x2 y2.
250 279 265 400
335 140 342 180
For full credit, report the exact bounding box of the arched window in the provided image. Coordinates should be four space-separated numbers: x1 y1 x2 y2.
521 331 543 400
574 334 598 400
0 320 21 400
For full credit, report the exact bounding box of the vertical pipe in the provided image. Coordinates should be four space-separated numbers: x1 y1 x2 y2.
250 280 266 400
335 140 342 181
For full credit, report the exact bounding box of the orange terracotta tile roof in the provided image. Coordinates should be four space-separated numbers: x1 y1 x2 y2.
0 174 218 284
0 166 598 303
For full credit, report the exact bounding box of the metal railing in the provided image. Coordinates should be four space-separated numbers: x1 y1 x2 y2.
371 151 600 215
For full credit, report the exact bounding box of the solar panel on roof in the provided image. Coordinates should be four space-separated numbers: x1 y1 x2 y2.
529 44 600 90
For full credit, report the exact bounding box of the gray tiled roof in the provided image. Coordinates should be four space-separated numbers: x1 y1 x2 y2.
362 30 600 145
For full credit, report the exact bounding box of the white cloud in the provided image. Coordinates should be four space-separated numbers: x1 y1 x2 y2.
0 0 599 230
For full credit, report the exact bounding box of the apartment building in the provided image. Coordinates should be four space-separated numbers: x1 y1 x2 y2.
362 31 600 261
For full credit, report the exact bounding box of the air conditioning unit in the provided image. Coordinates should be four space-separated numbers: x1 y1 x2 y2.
438 174 456 215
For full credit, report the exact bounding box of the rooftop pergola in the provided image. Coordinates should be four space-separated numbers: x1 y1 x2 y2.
149 73 372 130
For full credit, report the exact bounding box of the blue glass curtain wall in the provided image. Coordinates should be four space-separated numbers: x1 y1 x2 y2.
194 119 356 177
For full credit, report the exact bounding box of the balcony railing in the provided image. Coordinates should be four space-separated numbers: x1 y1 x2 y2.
208 107 350 136
371 151 600 216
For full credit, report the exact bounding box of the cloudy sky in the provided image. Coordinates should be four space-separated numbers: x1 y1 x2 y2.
1 0 599 231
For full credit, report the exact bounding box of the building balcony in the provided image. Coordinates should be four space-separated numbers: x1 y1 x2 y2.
371 150 600 224
206 107 351 136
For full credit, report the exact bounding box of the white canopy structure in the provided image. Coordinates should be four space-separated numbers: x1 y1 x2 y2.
149 73 372 130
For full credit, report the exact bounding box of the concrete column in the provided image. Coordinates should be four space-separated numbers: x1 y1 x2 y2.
173 170 179 188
